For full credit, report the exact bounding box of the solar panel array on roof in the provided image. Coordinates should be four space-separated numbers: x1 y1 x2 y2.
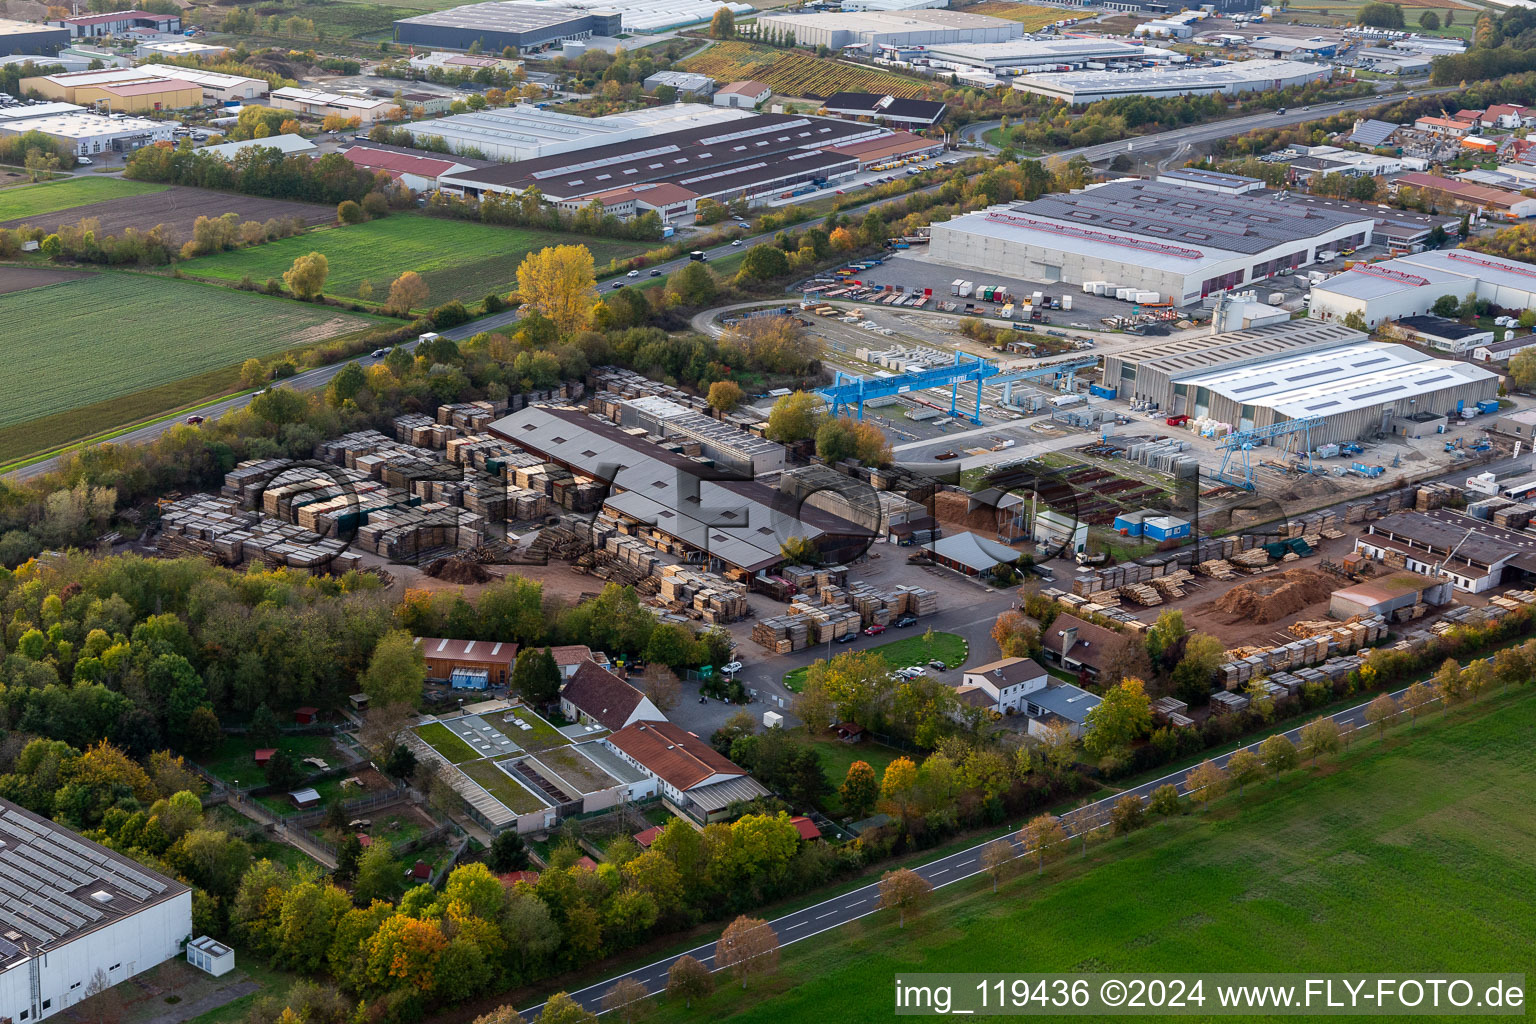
0 797 184 958
1348 118 1399 148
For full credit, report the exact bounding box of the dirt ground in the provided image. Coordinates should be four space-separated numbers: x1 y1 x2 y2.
0 266 87 294
0 184 334 237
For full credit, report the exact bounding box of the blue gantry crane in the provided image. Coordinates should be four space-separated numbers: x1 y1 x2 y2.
988 356 1100 407
1214 416 1324 491
818 351 999 424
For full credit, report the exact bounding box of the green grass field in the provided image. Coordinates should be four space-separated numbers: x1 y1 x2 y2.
198 733 339 787
462 757 548 813
486 707 569 754
178 215 650 306
0 177 167 222
643 689 1536 1024
784 631 969 691
806 733 904 815
414 722 480 763
0 272 381 433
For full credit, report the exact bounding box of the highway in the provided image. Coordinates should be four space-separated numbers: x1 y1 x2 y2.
7 84 1449 483
519 677 1459 1018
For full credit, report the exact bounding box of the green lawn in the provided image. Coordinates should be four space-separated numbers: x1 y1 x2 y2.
414 721 480 763
783 630 969 691
198 733 339 787
485 707 570 754
643 688 1536 1023
461 757 549 814
804 732 905 814
0 176 167 222
0 272 382 435
178 214 650 307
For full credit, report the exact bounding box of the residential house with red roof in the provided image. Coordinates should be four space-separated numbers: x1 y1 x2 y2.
559 659 666 733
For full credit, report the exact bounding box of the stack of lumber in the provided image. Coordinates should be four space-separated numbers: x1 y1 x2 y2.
354 504 483 560
159 494 361 575
1150 569 1192 598
1209 691 1250 716
656 565 750 623
1230 548 1270 569
1197 559 1236 580
437 401 502 432
752 615 813 654
1150 696 1190 726
1118 583 1162 606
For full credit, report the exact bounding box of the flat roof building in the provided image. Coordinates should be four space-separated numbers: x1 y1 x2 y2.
135 63 268 103
401 101 745 161
0 18 69 56
440 110 878 205
1262 190 1459 250
1391 314 1492 355
919 37 1143 72
643 70 714 95
928 179 1374 307
0 797 192 1023
1357 508 1536 592
20 66 205 108
394 2 622 53
47 9 181 37
757 9 1022 50
1309 249 1536 327
270 86 396 123
1156 166 1264 195
134 40 229 60
199 133 318 160
0 109 175 154
820 91 947 127
1014 59 1330 104
611 395 786 475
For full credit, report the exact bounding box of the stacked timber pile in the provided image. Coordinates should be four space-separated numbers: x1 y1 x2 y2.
1209 691 1250 716
1118 583 1162 606
1415 482 1460 511
752 615 813 655
1151 569 1192 598
1150 696 1193 728
354 503 482 560
1343 486 1417 524
317 430 395 465
159 494 361 575
656 565 750 624
1197 559 1236 580
438 401 502 432
1230 548 1270 570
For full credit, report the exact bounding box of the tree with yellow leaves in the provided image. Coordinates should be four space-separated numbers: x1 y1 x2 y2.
386 271 428 316
282 251 328 300
829 226 857 252
516 244 596 334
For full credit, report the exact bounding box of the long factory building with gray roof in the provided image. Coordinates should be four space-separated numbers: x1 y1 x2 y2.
1101 321 1498 443
928 180 1375 306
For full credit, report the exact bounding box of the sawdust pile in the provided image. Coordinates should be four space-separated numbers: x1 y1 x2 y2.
423 556 491 584
1205 569 1337 624
933 490 1006 532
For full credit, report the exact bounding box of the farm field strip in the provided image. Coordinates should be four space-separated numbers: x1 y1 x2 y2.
177 215 650 305
0 177 167 222
682 41 932 100
0 273 382 430
962 2 1071 30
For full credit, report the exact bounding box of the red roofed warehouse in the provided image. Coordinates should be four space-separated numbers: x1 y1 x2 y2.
48 9 181 36
827 130 944 171
603 720 769 823
557 182 700 225
414 636 518 689
340 145 475 193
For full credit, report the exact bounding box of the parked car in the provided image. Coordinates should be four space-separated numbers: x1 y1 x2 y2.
836 633 858 644
77 156 92 165
864 624 887 636
722 661 743 675
928 659 947 670
892 615 918 628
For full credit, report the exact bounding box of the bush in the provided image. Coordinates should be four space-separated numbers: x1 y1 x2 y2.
429 300 471 328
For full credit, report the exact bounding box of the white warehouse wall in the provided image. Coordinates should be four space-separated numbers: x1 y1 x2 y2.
1 891 192 1024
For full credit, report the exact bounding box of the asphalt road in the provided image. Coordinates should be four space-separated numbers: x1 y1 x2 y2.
520 675 1462 1018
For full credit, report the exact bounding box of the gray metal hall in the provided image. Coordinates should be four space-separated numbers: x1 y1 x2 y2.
1100 321 1500 444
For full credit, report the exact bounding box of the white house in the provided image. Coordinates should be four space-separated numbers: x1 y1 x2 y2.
186 936 234 977
714 80 771 108
559 659 665 733
956 656 1049 714
0 799 193 1024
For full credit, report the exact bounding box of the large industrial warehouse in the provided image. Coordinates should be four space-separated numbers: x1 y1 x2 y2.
405 102 747 161
1101 321 1499 443
439 110 883 205
0 798 193 1024
919 37 1146 74
756 9 1022 50
394 2 621 52
487 406 871 573
928 180 1374 306
1014 59 1330 103
0 18 68 56
1308 249 1536 328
